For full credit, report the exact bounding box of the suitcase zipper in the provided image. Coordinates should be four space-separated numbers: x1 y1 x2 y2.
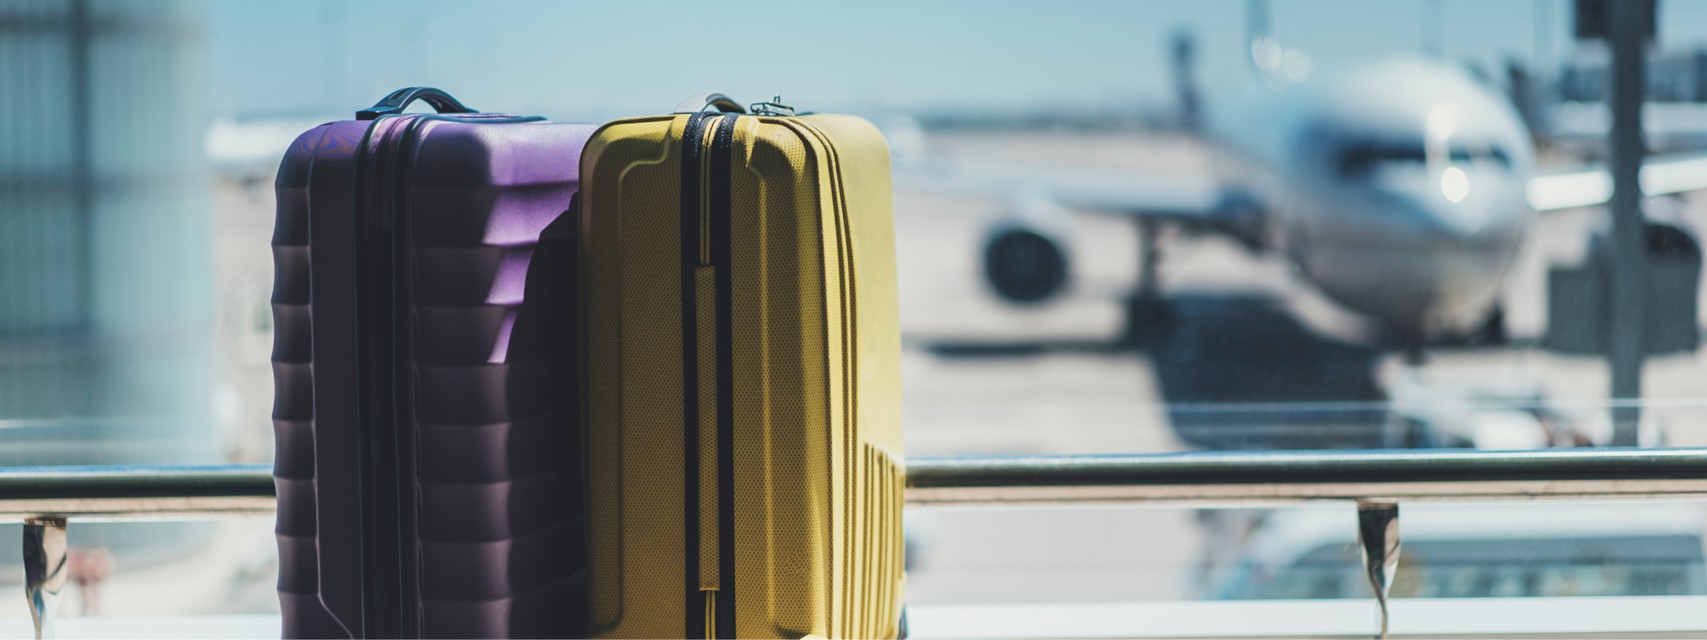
350 111 542 638
353 115 409 638
353 113 440 638
389 116 431 638
709 112 740 640
680 111 742 639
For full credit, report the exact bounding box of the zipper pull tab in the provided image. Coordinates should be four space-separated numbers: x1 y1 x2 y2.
749 95 796 117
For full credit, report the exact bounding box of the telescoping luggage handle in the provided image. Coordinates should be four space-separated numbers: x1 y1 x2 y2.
356 86 477 120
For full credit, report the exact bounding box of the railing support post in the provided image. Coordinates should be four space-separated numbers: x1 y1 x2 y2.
1357 502 1400 640
24 516 68 640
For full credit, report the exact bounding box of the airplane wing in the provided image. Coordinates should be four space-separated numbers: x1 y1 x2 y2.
896 159 1231 222
1527 151 1707 212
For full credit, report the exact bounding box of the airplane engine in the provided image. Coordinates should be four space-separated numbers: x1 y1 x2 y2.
982 196 1074 304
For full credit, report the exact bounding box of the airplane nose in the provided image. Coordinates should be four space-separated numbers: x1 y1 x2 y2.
1412 165 1528 242
1293 162 1532 334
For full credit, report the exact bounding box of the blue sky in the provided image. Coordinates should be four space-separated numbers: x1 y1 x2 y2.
205 0 1707 121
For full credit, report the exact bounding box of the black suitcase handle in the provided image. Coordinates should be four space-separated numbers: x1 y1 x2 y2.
356 87 477 120
673 92 747 114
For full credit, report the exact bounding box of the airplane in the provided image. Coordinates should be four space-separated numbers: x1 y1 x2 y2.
896 31 1707 359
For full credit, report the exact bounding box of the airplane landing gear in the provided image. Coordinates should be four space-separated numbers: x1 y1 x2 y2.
1382 325 1429 365
1472 304 1507 345
1122 294 1175 346
1122 219 1174 346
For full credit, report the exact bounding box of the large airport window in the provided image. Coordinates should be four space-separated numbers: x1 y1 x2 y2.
6 0 1707 635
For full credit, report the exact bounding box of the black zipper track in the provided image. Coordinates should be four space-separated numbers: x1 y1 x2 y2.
679 111 742 639
389 115 432 639
710 113 740 640
354 113 432 638
679 111 711 640
352 116 404 638
351 112 540 638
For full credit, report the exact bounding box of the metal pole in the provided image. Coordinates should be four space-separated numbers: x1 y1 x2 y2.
1357 503 1400 640
1608 0 1650 445
23 517 67 640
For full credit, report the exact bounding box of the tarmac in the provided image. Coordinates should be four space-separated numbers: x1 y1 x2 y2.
894 129 1707 603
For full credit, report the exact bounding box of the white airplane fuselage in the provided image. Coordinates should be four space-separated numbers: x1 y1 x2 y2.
1210 58 1535 341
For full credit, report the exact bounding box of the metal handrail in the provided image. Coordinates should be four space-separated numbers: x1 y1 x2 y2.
904 448 1707 505
2 448 1707 518
4 450 1707 638
0 464 274 520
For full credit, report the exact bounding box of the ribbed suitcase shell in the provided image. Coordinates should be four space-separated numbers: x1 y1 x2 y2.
579 111 905 639
273 112 592 638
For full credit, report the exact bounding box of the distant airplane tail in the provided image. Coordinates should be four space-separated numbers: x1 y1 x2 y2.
1503 59 1547 143
1170 28 1203 132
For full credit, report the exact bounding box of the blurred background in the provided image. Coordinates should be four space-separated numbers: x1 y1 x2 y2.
5 0 1707 628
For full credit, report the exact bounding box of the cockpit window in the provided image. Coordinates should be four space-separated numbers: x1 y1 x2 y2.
1338 141 1427 175
1338 140 1513 176
1451 146 1514 169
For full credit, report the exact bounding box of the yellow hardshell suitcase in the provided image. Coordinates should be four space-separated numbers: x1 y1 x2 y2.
578 95 905 639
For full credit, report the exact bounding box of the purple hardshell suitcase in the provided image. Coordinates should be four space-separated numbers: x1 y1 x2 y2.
273 88 591 638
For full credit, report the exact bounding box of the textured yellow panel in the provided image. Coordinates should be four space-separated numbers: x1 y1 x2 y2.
581 115 688 639
581 111 902 639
